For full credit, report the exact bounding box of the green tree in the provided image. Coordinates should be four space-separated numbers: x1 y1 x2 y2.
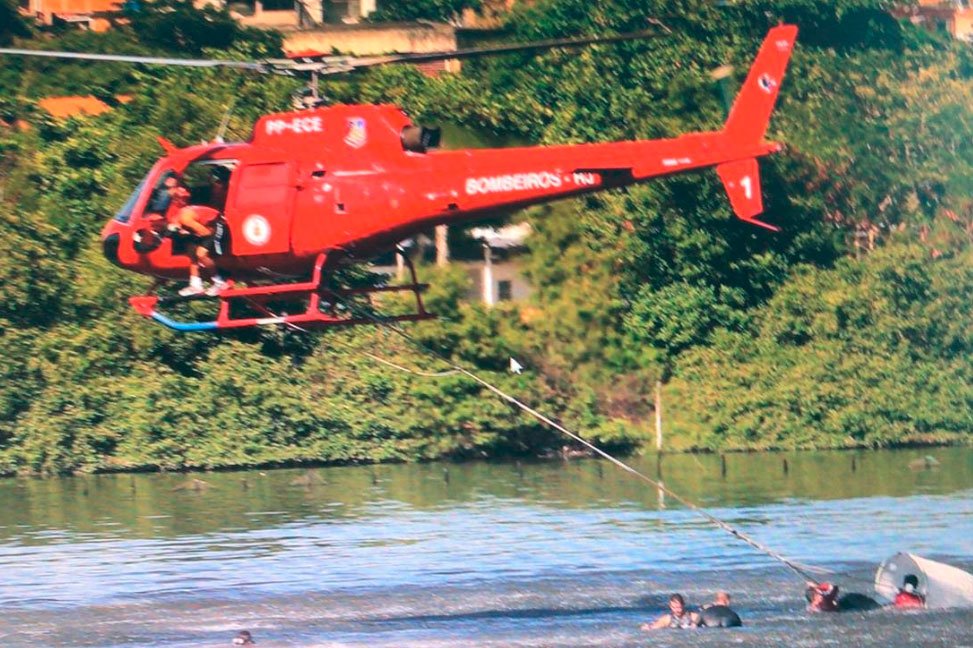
0 0 30 47
126 0 280 55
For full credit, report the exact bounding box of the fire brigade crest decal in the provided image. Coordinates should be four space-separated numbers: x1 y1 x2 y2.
243 214 271 246
344 117 367 148
758 74 778 93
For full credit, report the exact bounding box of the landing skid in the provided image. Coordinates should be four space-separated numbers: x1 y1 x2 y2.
128 252 434 332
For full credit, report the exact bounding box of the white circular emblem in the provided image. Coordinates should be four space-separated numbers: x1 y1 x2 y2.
243 214 271 246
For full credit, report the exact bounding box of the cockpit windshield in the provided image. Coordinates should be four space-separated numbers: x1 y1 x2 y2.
113 173 150 223
114 162 236 224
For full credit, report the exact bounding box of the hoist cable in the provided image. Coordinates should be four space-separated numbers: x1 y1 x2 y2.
235 282 826 583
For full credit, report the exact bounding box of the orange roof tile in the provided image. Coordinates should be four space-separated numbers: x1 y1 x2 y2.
43 0 120 14
37 95 112 118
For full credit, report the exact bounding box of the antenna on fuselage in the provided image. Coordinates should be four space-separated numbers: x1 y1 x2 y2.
215 96 236 142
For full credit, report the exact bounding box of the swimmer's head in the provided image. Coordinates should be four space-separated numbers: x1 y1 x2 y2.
669 593 686 615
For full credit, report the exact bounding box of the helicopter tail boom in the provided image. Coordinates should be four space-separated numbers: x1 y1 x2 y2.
722 24 798 146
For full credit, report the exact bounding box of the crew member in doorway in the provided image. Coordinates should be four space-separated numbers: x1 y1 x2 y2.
166 173 229 296
642 593 700 630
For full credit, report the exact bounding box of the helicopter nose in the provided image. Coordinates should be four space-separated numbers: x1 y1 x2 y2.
102 232 122 267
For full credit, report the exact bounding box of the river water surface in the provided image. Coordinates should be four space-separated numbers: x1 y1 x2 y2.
0 448 971 646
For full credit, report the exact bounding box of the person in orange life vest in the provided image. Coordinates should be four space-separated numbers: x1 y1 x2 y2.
806 582 839 612
894 574 925 608
165 172 229 297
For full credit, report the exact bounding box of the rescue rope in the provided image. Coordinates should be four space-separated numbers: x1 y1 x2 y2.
361 351 461 377
245 289 825 584
240 295 459 377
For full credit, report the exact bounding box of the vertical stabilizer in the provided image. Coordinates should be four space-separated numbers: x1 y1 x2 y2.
723 25 798 145
717 158 777 230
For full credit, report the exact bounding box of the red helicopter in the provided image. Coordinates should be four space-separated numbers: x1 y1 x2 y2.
2 24 797 332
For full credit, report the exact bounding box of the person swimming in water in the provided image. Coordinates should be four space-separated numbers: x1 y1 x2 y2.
642 593 700 630
703 591 731 609
699 591 743 627
806 582 840 612
232 630 255 645
894 574 925 608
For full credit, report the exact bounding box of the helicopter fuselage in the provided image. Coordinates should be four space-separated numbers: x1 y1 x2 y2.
101 101 779 282
102 25 796 289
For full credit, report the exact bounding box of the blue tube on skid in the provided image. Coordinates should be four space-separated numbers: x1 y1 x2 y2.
150 311 219 332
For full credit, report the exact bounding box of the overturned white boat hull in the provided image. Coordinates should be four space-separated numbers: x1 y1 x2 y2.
875 553 973 608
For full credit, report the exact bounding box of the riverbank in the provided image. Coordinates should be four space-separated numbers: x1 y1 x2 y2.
1 430 970 478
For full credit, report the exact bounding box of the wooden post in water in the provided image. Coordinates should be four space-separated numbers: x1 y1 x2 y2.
653 381 665 483
721 454 727 478
654 381 663 452
657 454 666 509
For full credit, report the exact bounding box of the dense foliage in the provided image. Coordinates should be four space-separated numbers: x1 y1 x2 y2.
0 0 970 475
0 0 30 47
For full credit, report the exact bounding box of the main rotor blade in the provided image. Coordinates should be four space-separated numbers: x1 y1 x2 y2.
328 30 662 75
0 27 665 77
0 48 268 71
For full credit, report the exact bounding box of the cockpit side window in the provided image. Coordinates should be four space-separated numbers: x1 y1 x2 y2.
146 170 178 216
128 162 236 224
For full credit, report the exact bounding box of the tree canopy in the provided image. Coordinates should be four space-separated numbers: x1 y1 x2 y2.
0 0 970 475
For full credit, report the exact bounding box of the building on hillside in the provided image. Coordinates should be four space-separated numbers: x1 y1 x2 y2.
322 0 376 23
215 0 320 29
460 0 515 29
16 0 377 32
468 223 532 306
225 0 513 30
373 223 533 307
210 0 376 30
19 0 118 30
897 1 973 41
282 21 459 73
214 0 461 65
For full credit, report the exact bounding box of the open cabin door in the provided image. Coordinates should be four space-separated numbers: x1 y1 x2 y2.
227 162 295 255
